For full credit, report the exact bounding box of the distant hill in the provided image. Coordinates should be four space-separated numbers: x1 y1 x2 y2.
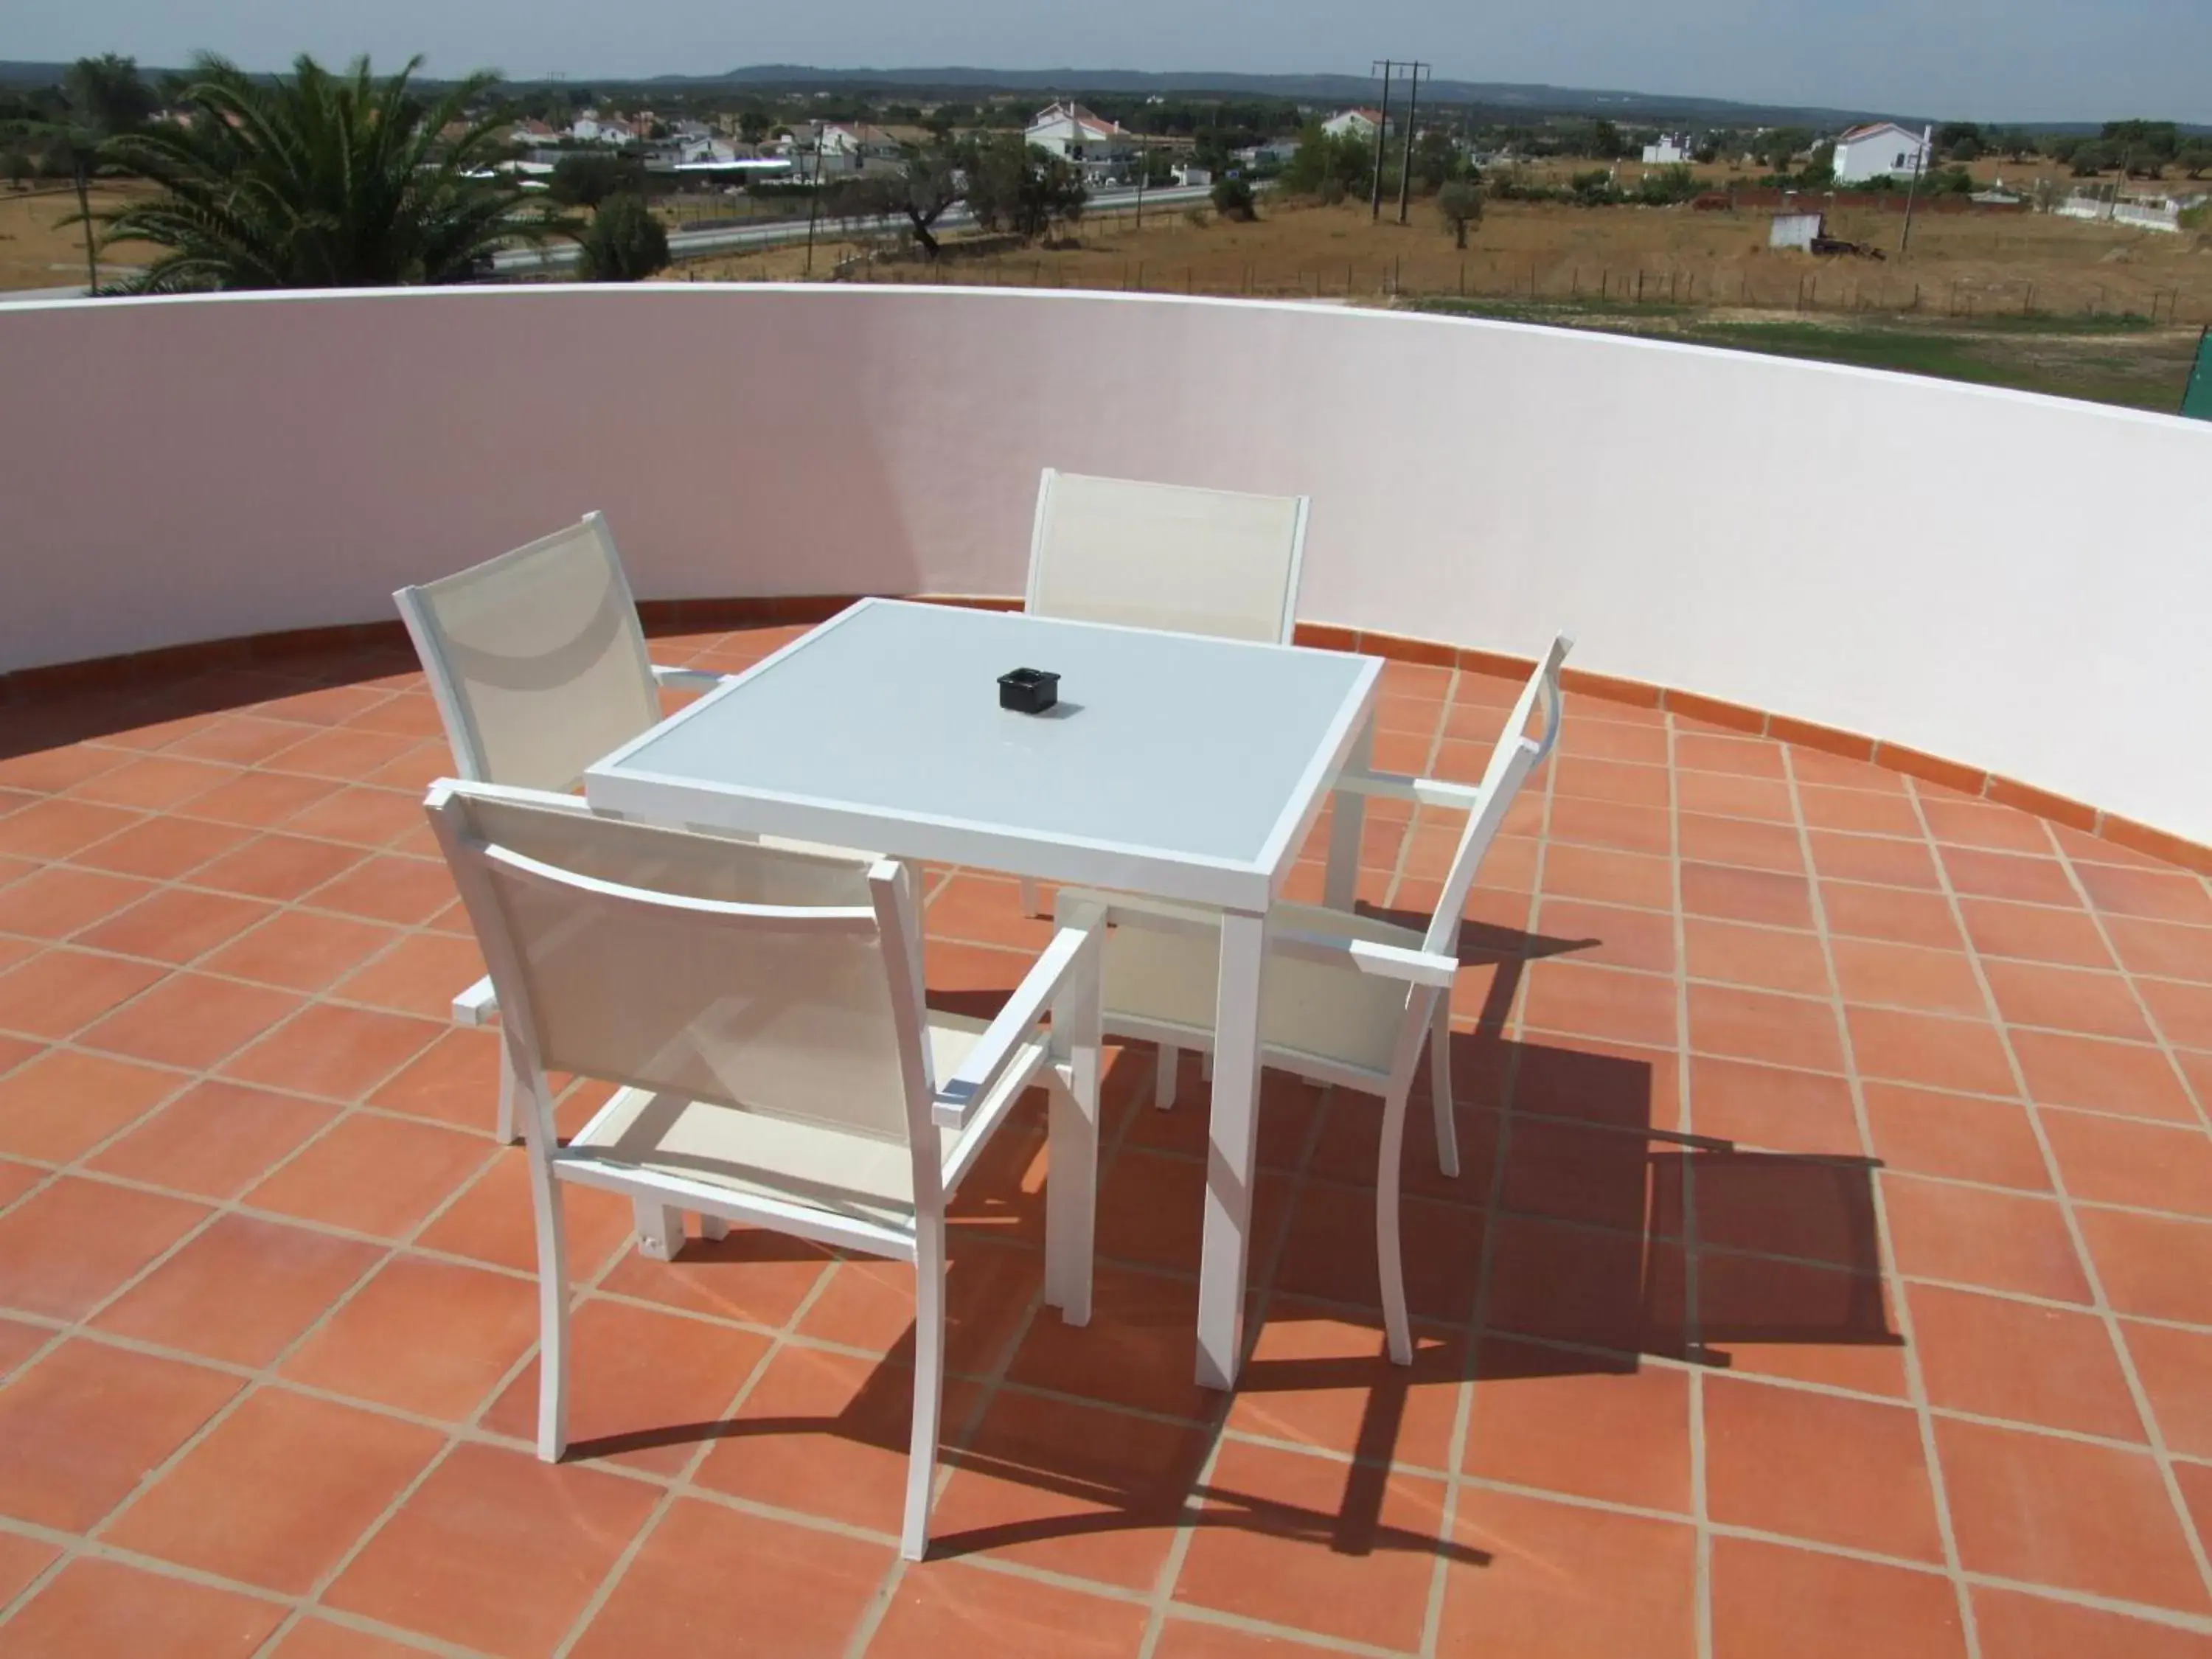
1 58 2200 133
695 63 1907 128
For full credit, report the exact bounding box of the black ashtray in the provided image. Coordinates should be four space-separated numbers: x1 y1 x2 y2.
998 667 1060 714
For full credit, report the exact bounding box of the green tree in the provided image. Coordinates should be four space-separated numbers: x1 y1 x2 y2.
1436 177 1483 247
738 109 770 146
1935 121 1985 161
1410 125 1467 192
2178 145 2212 179
1753 126 1813 171
2068 141 2115 176
1589 119 1627 159
2102 119 2181 164
549 151 643 207
961 135 1085 242
1279 122 1373 195
1209 175 1256 220
89 53 566 291
576 192 667 280
828 146 961 255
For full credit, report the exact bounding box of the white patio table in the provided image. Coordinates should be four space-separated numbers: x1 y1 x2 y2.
583 598 1381 1388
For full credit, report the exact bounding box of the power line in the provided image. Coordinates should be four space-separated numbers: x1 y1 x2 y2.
1395 62 1429 225
1369 60 1394 220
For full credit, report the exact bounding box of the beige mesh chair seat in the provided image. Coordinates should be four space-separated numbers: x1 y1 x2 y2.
1061 634 1572 1364
566 1013 1040 1233
427 780 1105 1561
396 512 859 1150
1018 469 1310 914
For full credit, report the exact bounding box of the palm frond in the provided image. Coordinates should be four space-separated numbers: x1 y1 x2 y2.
88 51 568 291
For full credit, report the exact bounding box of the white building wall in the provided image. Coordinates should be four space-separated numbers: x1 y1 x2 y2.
2 286 2209 843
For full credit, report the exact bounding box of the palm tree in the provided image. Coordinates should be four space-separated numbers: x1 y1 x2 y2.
88 53 568 291
54 55 157 289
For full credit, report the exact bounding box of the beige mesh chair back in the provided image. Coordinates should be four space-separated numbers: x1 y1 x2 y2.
425 779 1106 1560
1025 469 1309 644
396 512 663 793
399 513 739 1146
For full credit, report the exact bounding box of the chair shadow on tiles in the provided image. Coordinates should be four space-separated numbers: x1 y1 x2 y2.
549 911 1896 1573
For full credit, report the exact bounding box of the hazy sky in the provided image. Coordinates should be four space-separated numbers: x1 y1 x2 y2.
15 0 2211 123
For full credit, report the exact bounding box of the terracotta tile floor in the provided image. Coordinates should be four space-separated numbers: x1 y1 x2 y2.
4 624 2212 1658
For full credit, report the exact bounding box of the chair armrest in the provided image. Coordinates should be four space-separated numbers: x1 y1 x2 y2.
650 664 729 692
1335 769 1488 813
933 906 1103 1130
452 975 499 1026
1271 928 1460 989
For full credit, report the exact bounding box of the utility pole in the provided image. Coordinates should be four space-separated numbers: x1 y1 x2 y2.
1134 130 1147 230
1396 61 1429 224
1369 61 1394 220
803 123 825 276
1899 122 1933 256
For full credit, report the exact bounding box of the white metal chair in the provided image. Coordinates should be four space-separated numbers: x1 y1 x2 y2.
1018 468 1311 914
1058 635 1571 1363
425 779 1105 1561
396 512 852 1154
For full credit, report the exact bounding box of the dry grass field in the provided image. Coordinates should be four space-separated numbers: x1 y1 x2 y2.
692 195 2212 323
680 192 2212 408
0 184 156 290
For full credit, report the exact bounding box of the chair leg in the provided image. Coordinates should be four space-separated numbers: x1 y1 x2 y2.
1429 999 1460 1180
495 1046 521 1146
1375 1080 1414 1367
697 1214 730 1242
633 1199 684 1261
1046 1071 1100 1329
1018 876 1044 918
902 1217 948 1562
531 1169 571 1461
1200 1049 1213 1082
1155 1043 1180 1110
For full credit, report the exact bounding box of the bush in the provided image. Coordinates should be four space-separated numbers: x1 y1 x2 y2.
1210 175 1256 220
1569 169 1620 205
1316 175 1347 206
1183 204 1210 227
1635 164 1702 206
577 193 669 282
549 152 644 209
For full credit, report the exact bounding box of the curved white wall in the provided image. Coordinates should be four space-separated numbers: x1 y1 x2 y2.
2 285 2208 844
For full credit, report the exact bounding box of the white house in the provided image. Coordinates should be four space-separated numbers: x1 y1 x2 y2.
678 135 740 166
1832 122 1927 184
1025 102 1138 182
1321 108 1391 142
569 111 636 147
1641 133 1693 165
1173 161 1213 187
1235 139 1300 169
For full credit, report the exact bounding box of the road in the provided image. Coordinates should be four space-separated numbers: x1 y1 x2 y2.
0 183 1224 299
491 183 1218 276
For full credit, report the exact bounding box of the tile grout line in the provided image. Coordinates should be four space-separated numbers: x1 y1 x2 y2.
1897 779 2212 1607
1417 681 1562 1659
1663 709 1719 1659
544 1231 841 1659
1781 746 1983 1658
2037 820 2212 1138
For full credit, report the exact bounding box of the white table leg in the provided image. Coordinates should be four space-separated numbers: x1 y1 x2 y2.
1197 906 1267 1391
1323 718 1374 912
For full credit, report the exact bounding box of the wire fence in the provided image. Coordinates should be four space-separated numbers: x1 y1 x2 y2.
813 244 2207 327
